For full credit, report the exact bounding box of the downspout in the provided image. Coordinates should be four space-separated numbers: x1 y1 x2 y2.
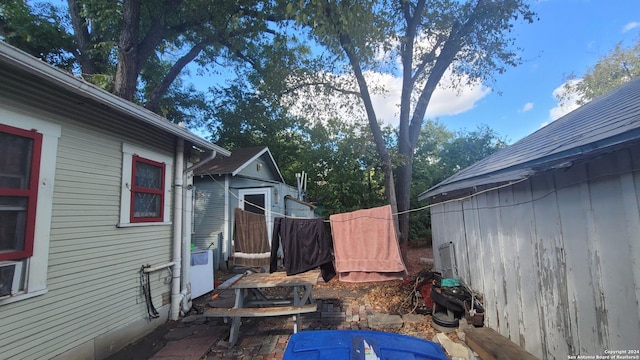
180 151 218 315
180 174 191 315
170 138 184 321
223 176 230 266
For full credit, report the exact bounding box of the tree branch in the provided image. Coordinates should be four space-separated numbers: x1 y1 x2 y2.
136 0 184 73
408 0 486 148
411 36 443 84
398 0 426 157
67 0 93 74
114 0 142 100
279 81 361 97
145 40 208 112
338 30 399 224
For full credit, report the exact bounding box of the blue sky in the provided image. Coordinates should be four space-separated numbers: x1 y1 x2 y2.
188 0 639 144
433 0 640 143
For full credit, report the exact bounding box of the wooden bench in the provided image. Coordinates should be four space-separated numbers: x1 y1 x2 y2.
204 303 317 318
204 303 317 346
464 327 538 360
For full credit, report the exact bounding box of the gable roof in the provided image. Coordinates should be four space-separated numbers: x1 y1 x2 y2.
0 41 230 157
420 75 640 202
195 146 285 182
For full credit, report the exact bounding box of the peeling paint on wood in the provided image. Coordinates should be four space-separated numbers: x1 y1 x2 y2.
430 145 640 359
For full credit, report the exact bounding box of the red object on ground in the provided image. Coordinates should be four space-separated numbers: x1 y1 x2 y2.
418 281 434 312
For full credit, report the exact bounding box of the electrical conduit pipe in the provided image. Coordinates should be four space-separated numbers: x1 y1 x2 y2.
170 138 184 321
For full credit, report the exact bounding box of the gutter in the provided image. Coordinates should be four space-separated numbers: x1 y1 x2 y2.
0 42 230 156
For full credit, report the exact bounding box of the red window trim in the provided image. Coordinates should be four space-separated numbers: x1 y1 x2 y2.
0 124 42 261
130 155 165 223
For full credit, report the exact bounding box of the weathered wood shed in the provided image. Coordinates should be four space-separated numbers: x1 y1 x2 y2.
419 77 640 359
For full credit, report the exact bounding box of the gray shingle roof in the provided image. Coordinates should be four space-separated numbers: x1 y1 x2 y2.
194 146 285 182
419 76 640 201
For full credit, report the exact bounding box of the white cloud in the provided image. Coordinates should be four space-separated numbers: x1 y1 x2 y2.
346 69 490 126
520 102 534 112
623 21 640 33
546 80 582 125
287 69 490 127
426 71 491 118
287 32 491 127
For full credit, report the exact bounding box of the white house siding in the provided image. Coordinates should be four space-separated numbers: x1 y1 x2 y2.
236 157 274 179
194 169 314 268
430 145 640 359
193 177 226 268
0 114 176 359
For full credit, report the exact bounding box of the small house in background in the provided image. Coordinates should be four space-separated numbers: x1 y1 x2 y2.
419 77 640 358
0 42 230 359
192 146 316 270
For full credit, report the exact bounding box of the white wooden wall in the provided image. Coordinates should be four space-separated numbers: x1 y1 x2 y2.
430 145 640 359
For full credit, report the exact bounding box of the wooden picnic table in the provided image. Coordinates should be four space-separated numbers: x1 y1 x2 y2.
204 271 320 346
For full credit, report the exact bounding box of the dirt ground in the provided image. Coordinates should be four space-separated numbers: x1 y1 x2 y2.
107 246 436 360
194 245 432 307
310 246 432 304
196 245 434 315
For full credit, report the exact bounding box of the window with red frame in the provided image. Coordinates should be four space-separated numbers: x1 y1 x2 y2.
130 155 165 223
0 124 42 261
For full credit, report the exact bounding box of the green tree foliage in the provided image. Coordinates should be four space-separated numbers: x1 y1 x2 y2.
2 0 512 247
0 0 303 127
438 125 507 177
303 118 391 216
288 0 536 247
0 1 75 69
409 122 506 242
562 39 640 105
208 82 311 185
408 120 451 243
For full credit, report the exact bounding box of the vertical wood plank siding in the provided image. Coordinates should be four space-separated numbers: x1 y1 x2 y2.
0 120 175 359
430 145 640 359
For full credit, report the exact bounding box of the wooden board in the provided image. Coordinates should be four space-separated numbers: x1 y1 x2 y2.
231 271 319 289
464 327 538 360
204 303 317 318
216 274 244 290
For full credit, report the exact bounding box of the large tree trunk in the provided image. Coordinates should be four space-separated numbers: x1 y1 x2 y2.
394 6 466 246
114 0 142 101
395 157 412 244
338 32 406 266
67 0 93 75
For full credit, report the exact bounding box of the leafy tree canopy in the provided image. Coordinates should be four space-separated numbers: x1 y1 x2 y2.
2 0 513 245
409 121 506 241
562 39 640 105
0 0 310 128
0 1 75 69
284 0 536 246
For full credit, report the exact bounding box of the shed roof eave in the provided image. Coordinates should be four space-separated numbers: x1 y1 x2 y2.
418 168 532 202
421 77 640 199
284 195 316 210
420 127 640 202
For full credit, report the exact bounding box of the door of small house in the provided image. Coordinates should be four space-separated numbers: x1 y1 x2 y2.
238 188 272 244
